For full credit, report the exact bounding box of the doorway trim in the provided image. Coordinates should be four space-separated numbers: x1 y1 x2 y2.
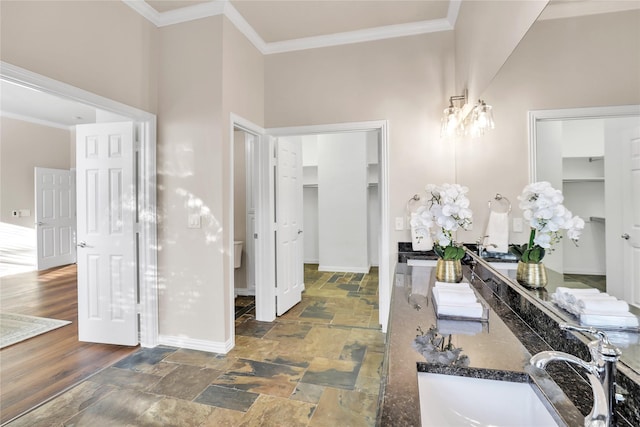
267 120 391 332
1 61 159 347
229 114 268 347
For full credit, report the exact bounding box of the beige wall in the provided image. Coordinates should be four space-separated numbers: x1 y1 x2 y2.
265 32 456 272
222 18 265 322
156 16 227 343
0 1 158 113
456 10 640 246
454 0 547 102
0 117 72 227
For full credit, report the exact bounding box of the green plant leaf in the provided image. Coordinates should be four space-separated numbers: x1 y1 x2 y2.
433 245 445 258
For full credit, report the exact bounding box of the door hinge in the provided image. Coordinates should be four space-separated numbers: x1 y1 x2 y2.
254 233 258 239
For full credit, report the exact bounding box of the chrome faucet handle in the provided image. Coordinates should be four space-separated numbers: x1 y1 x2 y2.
560 323 621 360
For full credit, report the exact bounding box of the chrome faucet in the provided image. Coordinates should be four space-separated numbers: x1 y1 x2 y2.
475 236 496 256
530 323 621 427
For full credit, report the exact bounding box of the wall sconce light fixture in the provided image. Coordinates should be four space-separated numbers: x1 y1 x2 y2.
469 99 495 137
440 92 495 138
440 90 467 137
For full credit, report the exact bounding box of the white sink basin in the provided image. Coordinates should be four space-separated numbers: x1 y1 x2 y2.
417 372 560 427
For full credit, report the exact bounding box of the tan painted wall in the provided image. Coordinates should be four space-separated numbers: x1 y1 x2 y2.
0 117 72 227
222 19 265 328
454 0 548 102
264 32 456 274
156 16 227 343
455 10 640 246
0 0 158 113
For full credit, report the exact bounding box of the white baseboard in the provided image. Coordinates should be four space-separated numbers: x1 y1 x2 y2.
304 258 319 264
234 287 256 296
318 265 370 274
158 334 233 354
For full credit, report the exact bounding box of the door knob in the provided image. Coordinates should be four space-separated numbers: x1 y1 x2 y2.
297 230 303 234
621 233 630 240
35 222 44 226
77 241 87 248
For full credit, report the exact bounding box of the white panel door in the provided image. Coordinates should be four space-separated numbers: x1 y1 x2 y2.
275 137 303 316
624 135 640 308
76 122 137 345
35 167 76 270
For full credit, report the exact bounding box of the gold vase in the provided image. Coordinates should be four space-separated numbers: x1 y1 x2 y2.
435 259 463 283
516 261 548 288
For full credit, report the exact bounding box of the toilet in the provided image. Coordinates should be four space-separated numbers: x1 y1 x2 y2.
234 241 243 269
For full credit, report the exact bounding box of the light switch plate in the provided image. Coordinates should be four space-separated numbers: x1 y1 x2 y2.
395 217 404 230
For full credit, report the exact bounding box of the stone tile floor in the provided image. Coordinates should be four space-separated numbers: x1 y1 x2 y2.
7 265 384 427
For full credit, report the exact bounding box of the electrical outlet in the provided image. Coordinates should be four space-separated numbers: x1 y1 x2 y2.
188 213 201 229
12 210 18 217
513 218 524 233
395 217 404 230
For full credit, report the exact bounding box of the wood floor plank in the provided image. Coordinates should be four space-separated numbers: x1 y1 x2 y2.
0 265 137 424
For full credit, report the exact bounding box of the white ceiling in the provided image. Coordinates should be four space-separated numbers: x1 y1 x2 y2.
2 0 638 130
145 1 451 43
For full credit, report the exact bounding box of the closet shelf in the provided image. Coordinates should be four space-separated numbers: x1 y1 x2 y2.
589 216 605 223
562 178 604 183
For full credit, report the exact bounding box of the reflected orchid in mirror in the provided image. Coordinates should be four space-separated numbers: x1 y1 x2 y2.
511 181 585 263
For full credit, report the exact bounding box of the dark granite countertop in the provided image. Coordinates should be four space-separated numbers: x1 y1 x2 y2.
378 262 583 427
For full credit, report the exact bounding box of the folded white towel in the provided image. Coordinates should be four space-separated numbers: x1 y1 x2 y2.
437 319 483 336
567 292 612 305
484 211 509 253
580 312 639 328
433 289 484 319
433 288 478 305
578 299 630 314
435 281 471 290
436 303 484 319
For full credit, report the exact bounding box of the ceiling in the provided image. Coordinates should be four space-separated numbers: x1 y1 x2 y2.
2 0 638 130
146 0 452 43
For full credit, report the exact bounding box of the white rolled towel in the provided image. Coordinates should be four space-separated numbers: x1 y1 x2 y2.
577 298 628 314
579 300 630 314
580 312 639 328
433 288 478 305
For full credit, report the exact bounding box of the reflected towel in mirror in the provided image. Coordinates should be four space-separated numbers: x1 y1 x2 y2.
484 211 509 253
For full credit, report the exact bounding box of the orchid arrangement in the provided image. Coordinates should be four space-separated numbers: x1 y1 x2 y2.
410 183 473 260
510 181 585 263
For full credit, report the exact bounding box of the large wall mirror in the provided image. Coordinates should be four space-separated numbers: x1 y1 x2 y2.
530 105 640 308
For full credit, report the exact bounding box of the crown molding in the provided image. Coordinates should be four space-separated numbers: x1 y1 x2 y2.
123 0 460 54
263 18 453 55
222 1 267 52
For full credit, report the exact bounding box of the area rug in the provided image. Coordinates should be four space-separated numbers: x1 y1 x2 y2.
0 313 71 349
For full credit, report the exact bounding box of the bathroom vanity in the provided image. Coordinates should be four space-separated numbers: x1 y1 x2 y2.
378 248 640 426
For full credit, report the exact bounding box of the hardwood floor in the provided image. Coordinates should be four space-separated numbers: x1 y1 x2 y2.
0 265 138 425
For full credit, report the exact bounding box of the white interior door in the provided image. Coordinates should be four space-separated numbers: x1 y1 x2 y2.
76 122 138 345
623 133 640 308
35 167 76 270
275 137 303 316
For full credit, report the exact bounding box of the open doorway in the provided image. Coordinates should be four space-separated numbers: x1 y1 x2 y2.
227 118 390 348
0 62 158 347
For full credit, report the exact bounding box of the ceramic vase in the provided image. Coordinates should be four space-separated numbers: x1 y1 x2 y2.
435 259 463 283
516 261 548 288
